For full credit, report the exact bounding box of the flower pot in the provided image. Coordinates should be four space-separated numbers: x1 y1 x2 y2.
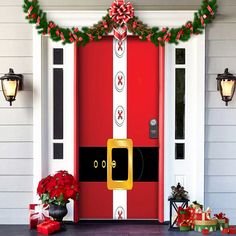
49 203 68 222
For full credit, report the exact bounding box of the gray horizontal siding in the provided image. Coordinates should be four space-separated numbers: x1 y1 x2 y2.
0 209 28 224
205 0 236 224
0 57 32 74
0 40 32 57
206 176 236 192
0 193 33 208
0 0 34 225
0 24 32 40
0 159 33 175
206 159 236 176
207 109 236 125
206 143 236 159
0 91 33 108
0 176 33 192
0 109 33 125
206 126 236 142
207 40 236 57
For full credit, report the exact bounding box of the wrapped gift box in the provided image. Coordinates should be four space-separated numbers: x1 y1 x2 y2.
214 212 229 230
195 212 211 221
29 204 49 229
194 219 218 233
218 219 229 230
201 229 209 235
194 208 211 221
177 207 190 226
188 207 196 229
179 221 191 231
222 226 236 234
37 220 60 235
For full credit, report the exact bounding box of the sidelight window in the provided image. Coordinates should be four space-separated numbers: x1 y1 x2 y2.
175 48 185 160
52 48 64 160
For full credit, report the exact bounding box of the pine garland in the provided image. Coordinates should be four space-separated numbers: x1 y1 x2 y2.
23 0 217 46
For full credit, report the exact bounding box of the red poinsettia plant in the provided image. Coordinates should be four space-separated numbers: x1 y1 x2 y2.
37 170 79 206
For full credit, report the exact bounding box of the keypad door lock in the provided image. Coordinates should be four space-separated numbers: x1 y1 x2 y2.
149 119 158 139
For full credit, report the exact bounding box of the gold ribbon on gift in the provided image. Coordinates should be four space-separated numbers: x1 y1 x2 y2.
194 219 218 226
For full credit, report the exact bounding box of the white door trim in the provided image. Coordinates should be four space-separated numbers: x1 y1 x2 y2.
33 10 204 222
164 36 205 220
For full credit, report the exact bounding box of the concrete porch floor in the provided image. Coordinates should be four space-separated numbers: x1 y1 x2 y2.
0 221 225 236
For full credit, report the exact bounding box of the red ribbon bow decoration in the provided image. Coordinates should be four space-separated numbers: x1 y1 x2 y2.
109 0 134 25
109 0 134 41
30 204 49 222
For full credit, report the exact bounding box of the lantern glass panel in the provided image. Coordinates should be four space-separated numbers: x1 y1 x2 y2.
221 79 235 97
2 80 18 98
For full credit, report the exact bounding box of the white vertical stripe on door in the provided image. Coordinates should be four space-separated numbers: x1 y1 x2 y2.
112 38 127 220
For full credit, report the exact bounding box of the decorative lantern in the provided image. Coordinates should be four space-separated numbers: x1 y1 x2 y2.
0 68 23 106
216 68 236 106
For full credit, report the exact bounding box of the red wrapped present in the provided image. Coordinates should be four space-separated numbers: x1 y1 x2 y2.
179 220 191 231
222 228 230 234
188 207 196 229
177 207 190 226
229 226 236 234
37 220 61 235
29 204 50 229
214 212 229 230
202 229 209 235
194 207 211 221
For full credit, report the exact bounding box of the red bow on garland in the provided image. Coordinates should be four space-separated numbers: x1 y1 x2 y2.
109 0 134 41
109 0 134 25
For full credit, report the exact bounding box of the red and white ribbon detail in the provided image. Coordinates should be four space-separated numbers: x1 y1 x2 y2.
207 5 214 16
200 14 207 26
48 22 56 35
30 205 49 221
113 25 127 41
28 6 33 15
109 0 134 25
109 0 134 41
36 16 41 26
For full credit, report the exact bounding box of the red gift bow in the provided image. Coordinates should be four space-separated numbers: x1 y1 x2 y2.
30 204 49 222
214 212 227 220
214 212 229 224
109 0 134 41
109 0 134 25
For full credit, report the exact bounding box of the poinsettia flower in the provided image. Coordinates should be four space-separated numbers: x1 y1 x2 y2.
37 170 79 205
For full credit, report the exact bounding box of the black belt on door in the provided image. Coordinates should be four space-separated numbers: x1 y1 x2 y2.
79 147 158 182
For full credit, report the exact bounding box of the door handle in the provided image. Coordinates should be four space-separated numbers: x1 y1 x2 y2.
150 119 158 139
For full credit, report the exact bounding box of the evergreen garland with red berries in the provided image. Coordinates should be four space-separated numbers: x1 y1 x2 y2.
23 0 217 46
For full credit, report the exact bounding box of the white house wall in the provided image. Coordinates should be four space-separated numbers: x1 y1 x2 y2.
0 0 235 224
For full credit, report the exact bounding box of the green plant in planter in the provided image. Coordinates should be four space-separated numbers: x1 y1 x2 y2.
169 183 189 200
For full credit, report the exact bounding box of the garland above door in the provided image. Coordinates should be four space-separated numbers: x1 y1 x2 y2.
23 0 217 47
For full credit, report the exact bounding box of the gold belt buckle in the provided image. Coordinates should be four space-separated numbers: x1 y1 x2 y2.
107 139 133 190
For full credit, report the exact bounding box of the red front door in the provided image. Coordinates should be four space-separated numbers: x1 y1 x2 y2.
77 37 159 219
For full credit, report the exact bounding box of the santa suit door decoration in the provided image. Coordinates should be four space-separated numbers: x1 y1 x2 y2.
77 0 161 220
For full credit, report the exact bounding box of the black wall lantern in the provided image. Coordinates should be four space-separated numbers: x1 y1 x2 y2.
216 68 236 106
0 69 23 106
